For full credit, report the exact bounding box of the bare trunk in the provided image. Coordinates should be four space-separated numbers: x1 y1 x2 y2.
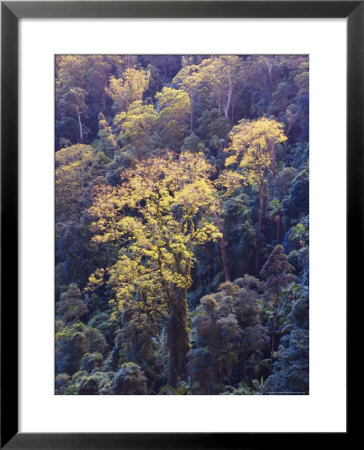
231 95 235 123
271 307 278 353
214 211 230 281
76 107 83 142
270 290 279 373
265 58 274 104
167 289 189 388
224 66 233 121
270 143 278 178
276 214 283 244
102 73 107 111
267 62 273 94
163 59 167 80
254 179 265 274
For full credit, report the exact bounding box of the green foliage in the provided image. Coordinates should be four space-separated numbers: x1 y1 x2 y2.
263 288 309 394
80 352 103 373
93 113 118 158
181 133 205 153
188 277 270 394
113 100 157 160
111 362 147 395
55 144 94 219
105 68 150 112
283 169 309 220
61 370 115 395
56 322 107 375
156 87 191 149
57 283 88 324
55 55 309 395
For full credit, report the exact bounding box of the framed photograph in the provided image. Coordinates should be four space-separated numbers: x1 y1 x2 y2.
1 1 354 447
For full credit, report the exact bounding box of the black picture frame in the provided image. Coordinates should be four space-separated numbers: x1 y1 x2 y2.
1 1 356 448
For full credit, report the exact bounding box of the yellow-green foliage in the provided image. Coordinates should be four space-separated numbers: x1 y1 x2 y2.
89 152 221 313
173 64 202 96
105 68 150 112
155 88 191 147
224 116 287 184
113 100 157 159
55 144 94 218
198 56 244 113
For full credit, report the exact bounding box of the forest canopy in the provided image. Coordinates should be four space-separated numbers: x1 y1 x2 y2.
55 55 309 395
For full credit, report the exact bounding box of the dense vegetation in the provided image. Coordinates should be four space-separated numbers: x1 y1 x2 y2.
55 55 309 395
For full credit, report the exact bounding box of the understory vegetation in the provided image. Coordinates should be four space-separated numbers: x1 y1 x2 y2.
55 55 309 395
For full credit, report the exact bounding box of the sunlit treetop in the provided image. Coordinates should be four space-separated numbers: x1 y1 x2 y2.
224 116 287 184
105 68 150 112
56 144 94 218
113 100 158 160
88 152 221 312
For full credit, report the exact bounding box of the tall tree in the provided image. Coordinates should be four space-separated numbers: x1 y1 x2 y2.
260 245 295 361
199 56 244 121
59 87 88 142
56 55 88 94
89 152 221 387
156 88 191 150
113 100 157 161
55 144 94 220
213 170 244 281
173 64 202 132
95 113 118 158
224 116 287 272
105 68 150 112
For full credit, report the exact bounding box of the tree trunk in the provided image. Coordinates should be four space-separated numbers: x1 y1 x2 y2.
270 290 279 373
76 106 83 142
167 289 189 388
224 66 233 121
275 214 283 244
270 143 278 178
231 95 235 123
277 214 284 243
213 211 230 281
162 58 167 80
265 58 274 104
254 179 265 274
267 60 274 95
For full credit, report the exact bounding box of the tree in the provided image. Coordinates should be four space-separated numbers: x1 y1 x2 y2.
224 116 287 272
282 168 309 220
57 283 89 324
111 363 148 395
113 100 157 161
89 152 221 386
56 322 107 375
268 167 297 243
86 56 120 111
199 56 244 121
156 87 191 150
55 144 94 220
260 245 295 360
56 55 88 94
105 68 150 112
173 64 203 132
263 288 309 394
95 112 118 158
213 170 244 281
188 277 269 393
59 87 88 142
